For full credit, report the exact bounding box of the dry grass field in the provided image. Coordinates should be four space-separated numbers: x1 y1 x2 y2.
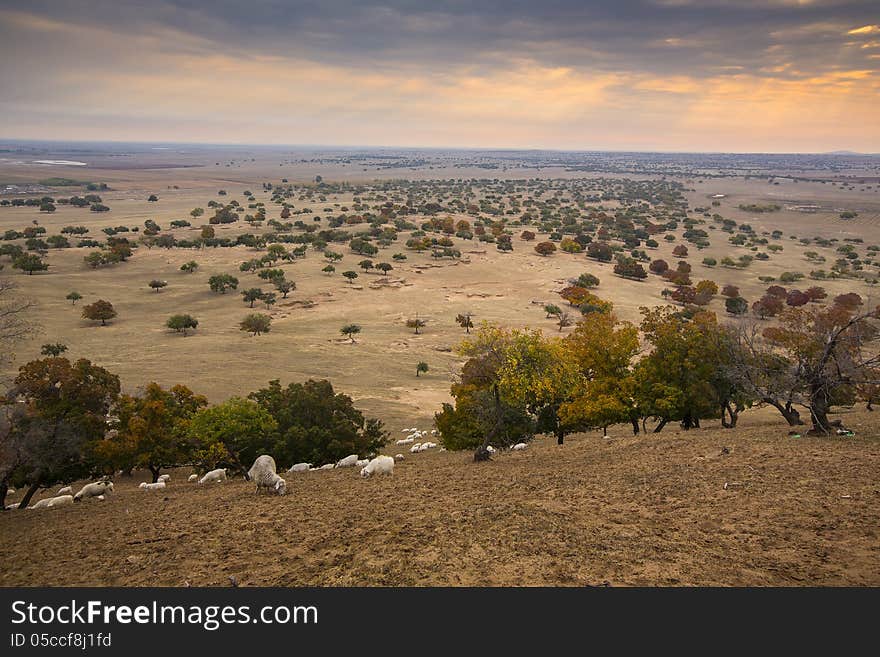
1 150 880 587
2 155 879 427
1 408 878 587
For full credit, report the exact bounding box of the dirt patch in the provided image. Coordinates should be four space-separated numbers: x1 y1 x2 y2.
2 410 878 587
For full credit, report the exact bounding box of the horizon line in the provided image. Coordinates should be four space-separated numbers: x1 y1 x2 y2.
0 137 876 158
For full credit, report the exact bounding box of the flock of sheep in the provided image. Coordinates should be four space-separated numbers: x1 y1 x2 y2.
6 426 529 509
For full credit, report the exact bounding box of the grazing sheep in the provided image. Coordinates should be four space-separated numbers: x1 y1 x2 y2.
139 481 166 491
335 454 359 468
318 463 335 470
73 480 114 502
394 453 405 461
396 437 415 445
247 455 287 495
421 442 437 449
188 474 199 482
5 503 21 510
287 463 311 473
512 442 528 451
198 468 227 485
157 474 171 483
57 486 72 496
355 459 370 467
49 494 74 507
410 443 422 453
360 455 395 478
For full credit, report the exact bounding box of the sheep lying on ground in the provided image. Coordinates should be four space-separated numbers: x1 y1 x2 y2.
355 458 370 467
317 463 335 470
410 443 422 453
158 474 171 483
396 437 415 445
288 463 311 473
512 443 528 451
198 468 227 484
139 481 166 491
57 486 72 496
247 455 287 495
336 454 359 468
74 480 114 502
486 445 497 454
360 455 395 478
48 495 74 507
394 453 405 461
188 474 199 482
30 494 74 509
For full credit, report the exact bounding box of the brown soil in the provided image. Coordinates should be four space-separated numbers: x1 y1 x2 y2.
2 409 878 587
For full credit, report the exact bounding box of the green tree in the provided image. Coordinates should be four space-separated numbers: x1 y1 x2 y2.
180 261 199 274
166 314 199 336
208 273 238 294
342 270 358 285
240 313 271 336
12 254 48 275
341 324 361 342
456 312 474 333
188 397 277 476
40 343 68 357
416 361 429 377
241 288 264 308
66 291 82 305
248 379 387 467
149 279 168 293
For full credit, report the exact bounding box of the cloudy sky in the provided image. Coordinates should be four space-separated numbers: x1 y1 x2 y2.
0 0 878 152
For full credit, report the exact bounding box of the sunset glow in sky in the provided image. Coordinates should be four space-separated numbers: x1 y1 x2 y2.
1 0 878 152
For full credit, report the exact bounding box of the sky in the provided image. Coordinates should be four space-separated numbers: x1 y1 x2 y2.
0 0 878 153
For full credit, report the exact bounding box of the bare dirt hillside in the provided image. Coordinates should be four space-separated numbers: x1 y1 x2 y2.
2 409 878 587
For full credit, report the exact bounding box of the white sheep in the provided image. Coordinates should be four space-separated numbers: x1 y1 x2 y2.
360 455 395 478
188 474 199 482
394 453 405 461
57 486 72 496
512 442 528 451
96 495 105 501
198 468 227 485
157 474 171 483
139 481 166 491
29 498 53 509
355 458 370 467
431 429 438 436
396 437 415 445
318 463 335 470
486 445 497 454
47 494 74 508
287 463 311 473
73 480 114 502
247 455 287 495
410 443 422 453
336 454 359 468
421 442 437 449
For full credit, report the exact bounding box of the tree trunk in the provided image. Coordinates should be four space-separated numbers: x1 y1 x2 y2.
720 401 739 429
0 482 7 510
18 482 40 509
148 465 161 483
867 399 874 411
764 398 803 426
631 418 640 435
556 428 565 445
653 418 668 433
474 384 502 462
